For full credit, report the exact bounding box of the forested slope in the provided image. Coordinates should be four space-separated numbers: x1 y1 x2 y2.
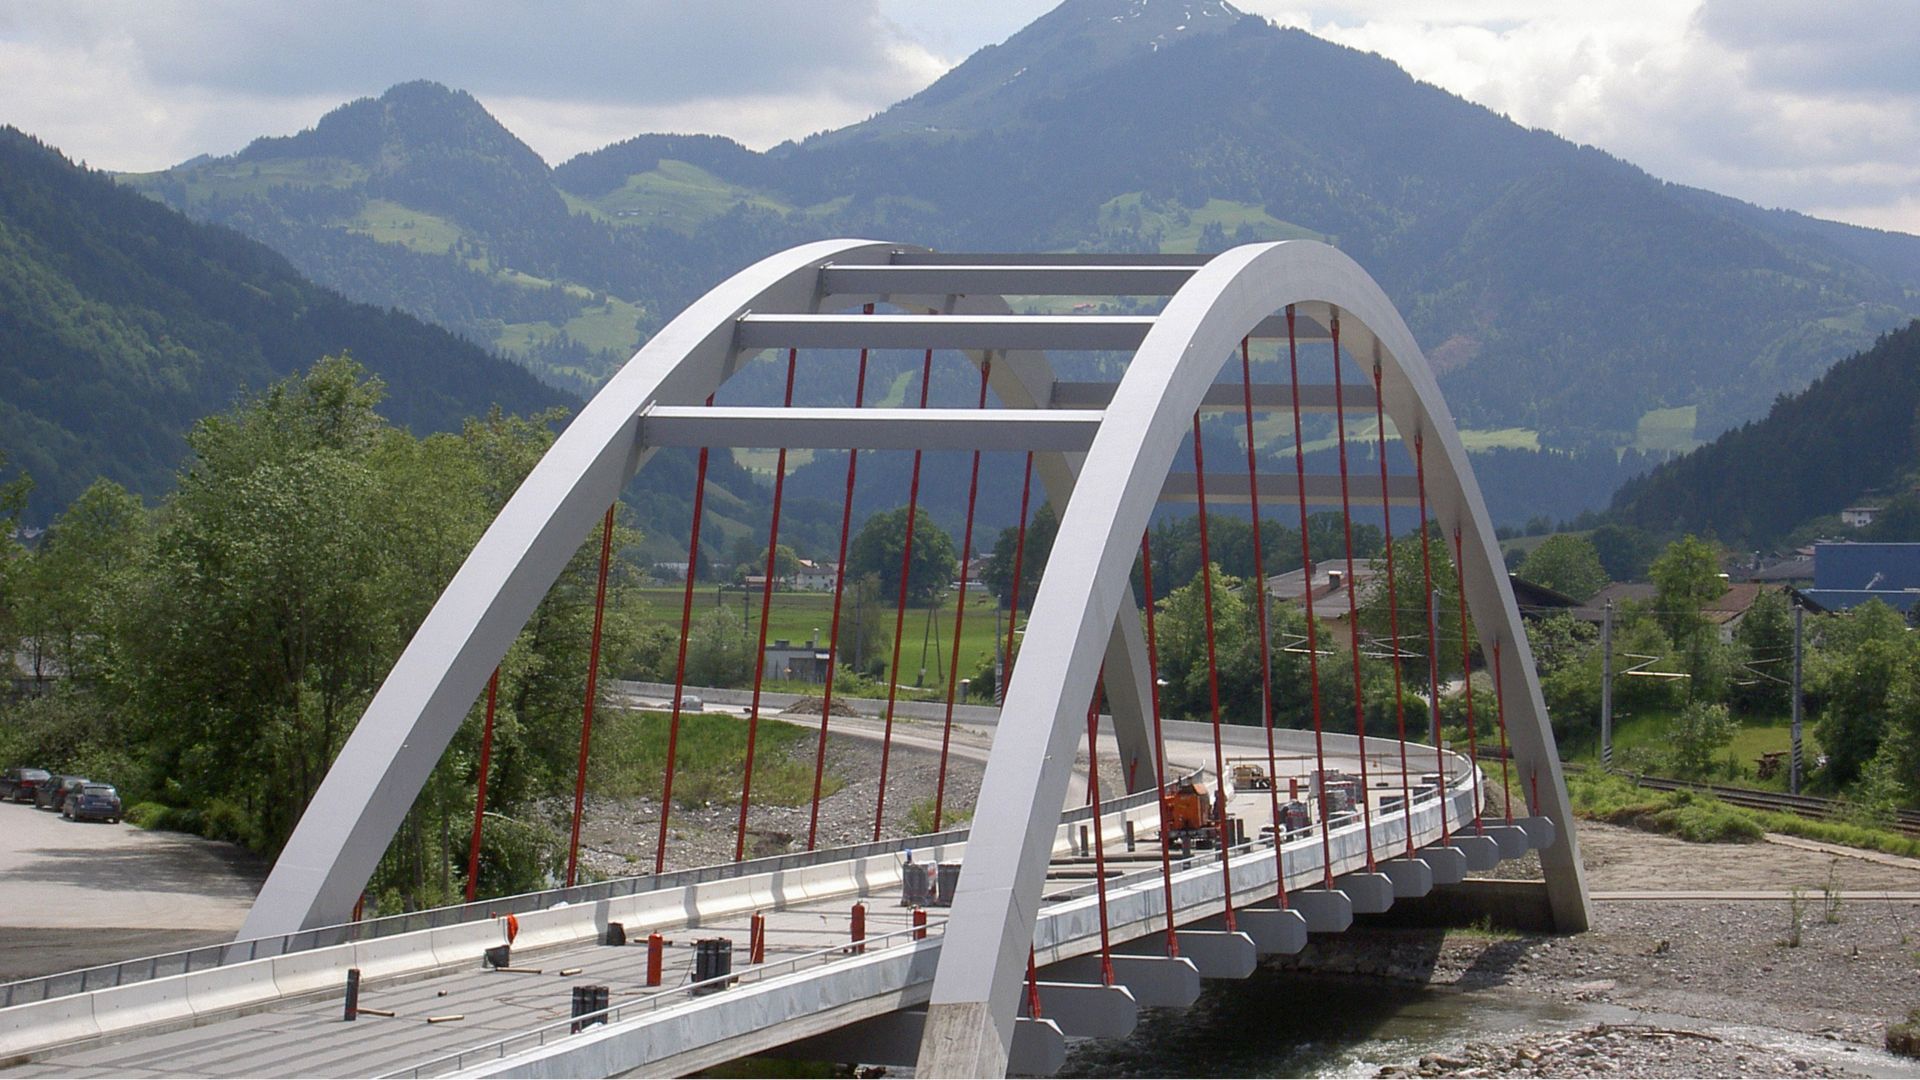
0 127 570 522
1610 321 1920 544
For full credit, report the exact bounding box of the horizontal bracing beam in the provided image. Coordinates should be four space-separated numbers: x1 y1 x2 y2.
1159 472 1422 507
821 264 1200 297
733 314 1334 355
888 252 1215 267
1051 381 1376 413
736 313 1154 353
639 406 1104 452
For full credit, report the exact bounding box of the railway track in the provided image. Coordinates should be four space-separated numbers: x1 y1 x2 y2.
1627 774 1920 837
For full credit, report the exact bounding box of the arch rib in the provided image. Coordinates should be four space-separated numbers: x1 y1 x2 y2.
914 240 1588 1076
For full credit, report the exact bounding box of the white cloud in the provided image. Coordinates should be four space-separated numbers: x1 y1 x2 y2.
1236 1 1920 234
1 0 1914 235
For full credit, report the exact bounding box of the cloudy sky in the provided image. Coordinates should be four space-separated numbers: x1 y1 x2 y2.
2 1 1915 234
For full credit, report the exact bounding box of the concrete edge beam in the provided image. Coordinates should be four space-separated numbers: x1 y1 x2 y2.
1042 954 1200 1009
1335 873 1396 915
1125 931 1257 980
1422 845 1469 885
1454 833 1502 872
1380 858 1434 899
1483 825 1531 861
1017 982 1139 1039
1517 816 1557 851
1287 889 1353 934
1227 906 1309 956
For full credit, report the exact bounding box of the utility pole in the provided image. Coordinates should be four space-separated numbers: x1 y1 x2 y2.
1600 599 1614 770
1790 602 1804 795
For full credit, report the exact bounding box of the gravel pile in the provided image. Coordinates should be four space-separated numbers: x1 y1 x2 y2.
1379 1024 1849 1079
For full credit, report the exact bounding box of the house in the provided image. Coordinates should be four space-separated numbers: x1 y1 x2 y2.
1749 557 1815 585
763 637 832 683
1841 506 1884 529
7 644 62 698
1507 575 1580 619
1798 542 1920 615
791 559 838 592
1264 562 1382 622
1571 580 1781 641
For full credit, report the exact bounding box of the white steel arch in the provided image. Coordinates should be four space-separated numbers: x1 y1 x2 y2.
236 239 1588 1079
913 241 1588 1074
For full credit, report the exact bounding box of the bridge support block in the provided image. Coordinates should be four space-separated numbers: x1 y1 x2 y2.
1042 953 1200 1008
1517 816 1557 850
1380 857 1434 898
1017 981 1138 1038
1336 872 1396 914
1453 833 1501 871
1288 888 1353 933
1199 905 1308 955
844 1009 1066 1076
1422 844 1469 884
1483 824 1531 860
1116 929 1256 979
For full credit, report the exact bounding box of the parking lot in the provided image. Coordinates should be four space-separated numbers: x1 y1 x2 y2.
0 799 263 980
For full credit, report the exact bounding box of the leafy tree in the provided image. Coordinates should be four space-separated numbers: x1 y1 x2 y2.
1355 526 1467 694
16 480 145 685
1729 588 1793 715
1517 534 1608 601
982 502 1059 610
847 506 957 607
683 607 753 688
1667 700 1737 778
1649 534 1725 693
1808 600 1917 786
1586 523 1654 582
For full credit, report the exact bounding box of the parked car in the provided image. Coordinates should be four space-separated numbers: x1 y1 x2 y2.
0 767 51 803
63 783 122 823
35 775 90 812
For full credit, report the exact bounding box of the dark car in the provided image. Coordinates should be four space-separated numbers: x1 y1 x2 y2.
63 784 121 823
35 775 90 812
1 767 51 803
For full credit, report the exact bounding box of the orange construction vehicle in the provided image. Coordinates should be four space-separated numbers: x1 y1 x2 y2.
1160 778 1219 848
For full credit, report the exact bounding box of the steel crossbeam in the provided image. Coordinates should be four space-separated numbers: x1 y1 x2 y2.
639 407 1105 452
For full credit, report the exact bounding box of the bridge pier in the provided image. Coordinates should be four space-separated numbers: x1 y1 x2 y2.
1380 857 1434 898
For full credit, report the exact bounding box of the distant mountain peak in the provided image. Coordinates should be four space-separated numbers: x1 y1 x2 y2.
814 0 1253 143
235 80 547 176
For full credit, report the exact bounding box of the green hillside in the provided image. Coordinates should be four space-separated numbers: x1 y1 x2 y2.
1610 320 1920 545
116 0 1920 526
0 127 570 524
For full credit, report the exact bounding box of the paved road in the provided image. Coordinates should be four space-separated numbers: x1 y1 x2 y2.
0 801 263 980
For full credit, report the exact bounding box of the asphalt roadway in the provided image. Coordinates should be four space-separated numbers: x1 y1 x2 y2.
0 800 263 981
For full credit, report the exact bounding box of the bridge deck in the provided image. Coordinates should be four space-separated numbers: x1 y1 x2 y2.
0 733 1537 1078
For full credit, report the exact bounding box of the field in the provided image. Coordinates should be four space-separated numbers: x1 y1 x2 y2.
1630 404 1702 454
1558 706 1820 791
633 585 1017 697
585 709 837 808
1095 192 1325 253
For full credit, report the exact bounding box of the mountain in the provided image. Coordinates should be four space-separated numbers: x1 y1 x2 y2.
1609 320 1920 546
119 0 1920 524
0 126 570 524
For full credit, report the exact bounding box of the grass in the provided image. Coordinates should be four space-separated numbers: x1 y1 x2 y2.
1457 427 1541 452
1568 770 1763 843
632 585 1015 697
345 199 465 255
729 448 817 476
577 160 794 233
1631 405 1702 455
1094 192 1325 253
585 709 839 809
1568 769 1920 858
1560 707 1820 791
